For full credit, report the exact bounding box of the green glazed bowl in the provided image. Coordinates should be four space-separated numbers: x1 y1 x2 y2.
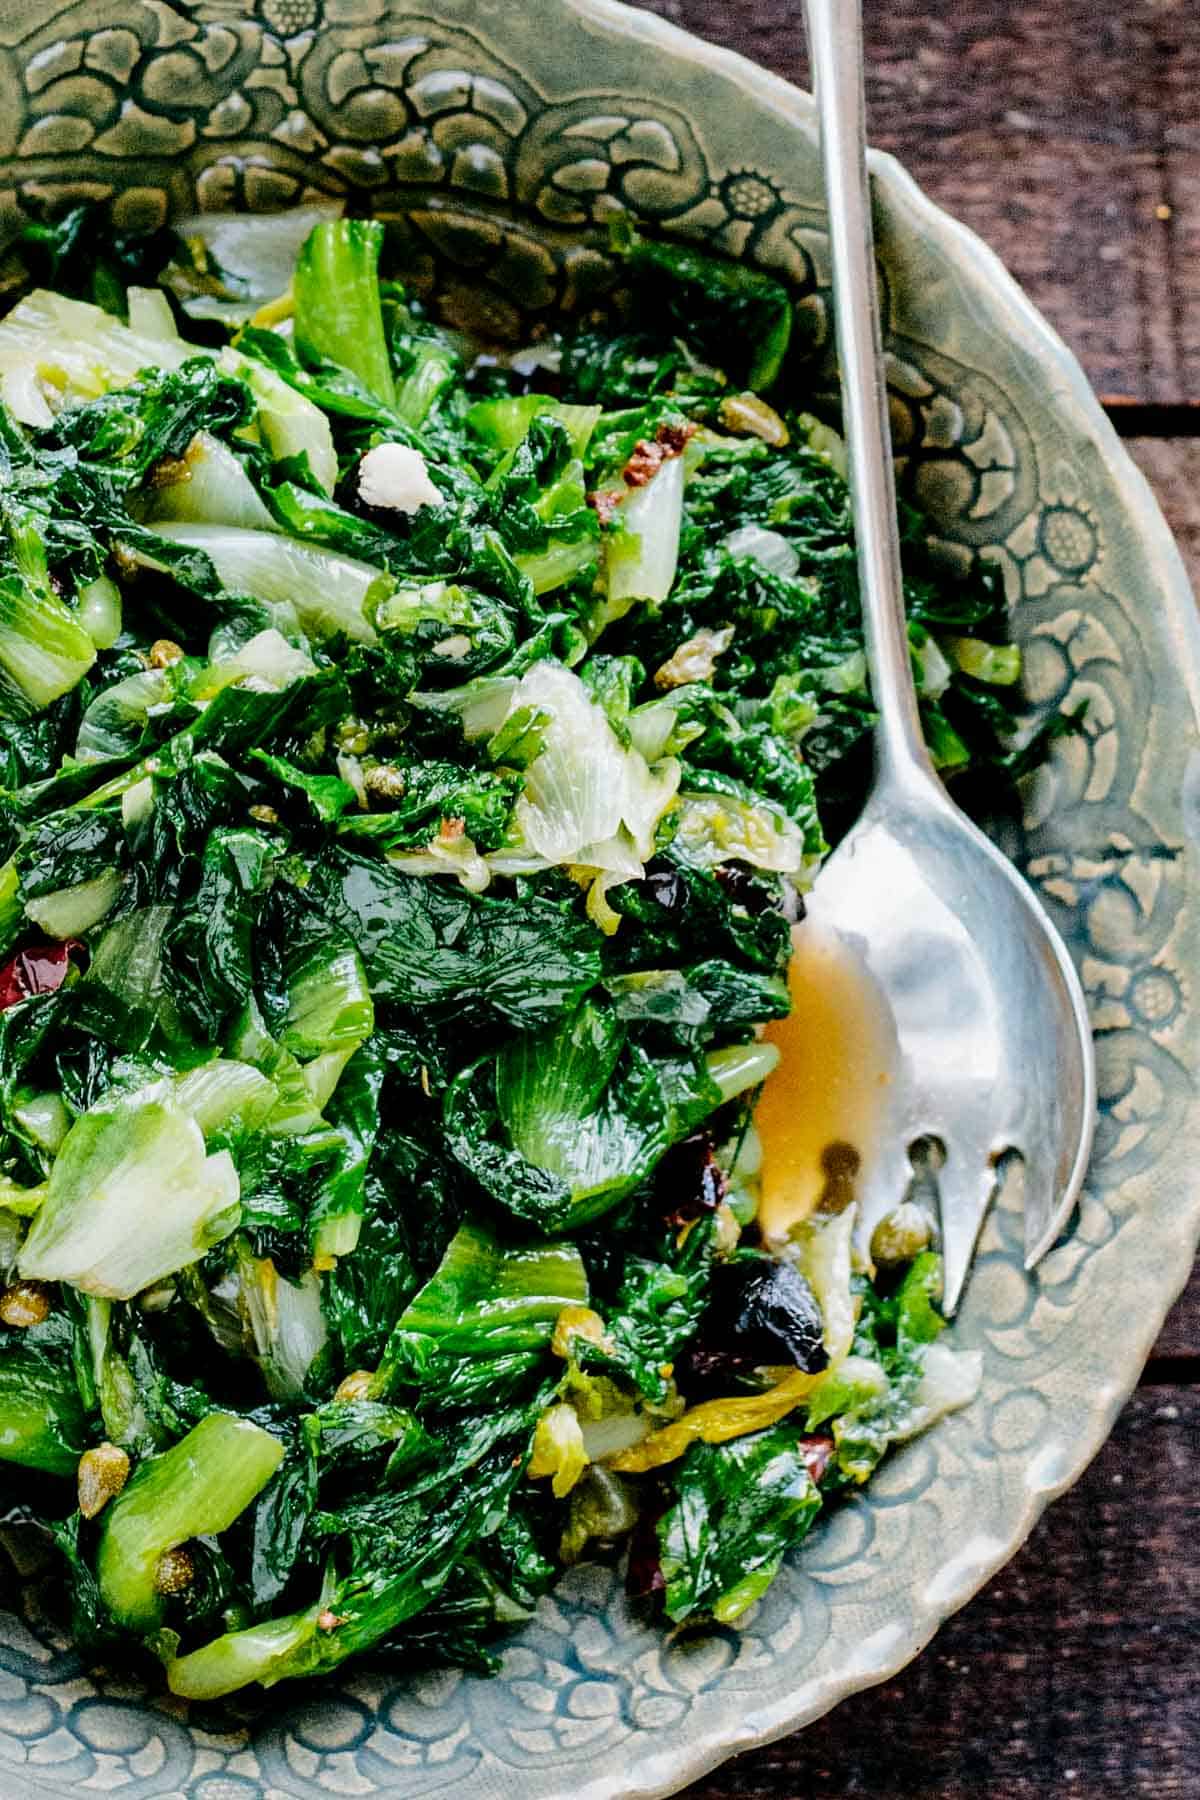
0 2 1197 1795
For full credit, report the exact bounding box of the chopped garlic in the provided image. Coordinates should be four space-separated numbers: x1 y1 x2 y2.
431 633 472 660
718 390 790 447
357 442 443 514
654 624 735 690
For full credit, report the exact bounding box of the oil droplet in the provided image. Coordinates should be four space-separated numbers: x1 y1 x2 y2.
756 915 898 1242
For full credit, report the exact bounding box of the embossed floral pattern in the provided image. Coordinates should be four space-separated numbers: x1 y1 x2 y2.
0 3 1197 1798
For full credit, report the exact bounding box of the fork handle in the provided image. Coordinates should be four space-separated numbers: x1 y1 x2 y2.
803 0 934 789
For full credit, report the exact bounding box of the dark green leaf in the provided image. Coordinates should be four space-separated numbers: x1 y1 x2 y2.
658 1424 821 1623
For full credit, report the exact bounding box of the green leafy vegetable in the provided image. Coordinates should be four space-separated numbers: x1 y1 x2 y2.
0 1326 87 1475
97 1412 283 1630
0 208 1036 1697
658 1424 822 1622
18 1087 241 1300
377 1219 587 1396
293 219 396 410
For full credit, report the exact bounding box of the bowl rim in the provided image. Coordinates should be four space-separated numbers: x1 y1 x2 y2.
0 3 1197 1794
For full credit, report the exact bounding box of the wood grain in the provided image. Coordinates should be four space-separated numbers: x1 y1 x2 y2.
637 0 1198 406
1124 438 1200 1360
1125 438 1200 583
681 1386 1200 1797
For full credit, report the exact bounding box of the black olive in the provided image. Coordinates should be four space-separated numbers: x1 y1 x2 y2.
672 1342 760 1401
640 856 688 915
719 1260 831 1368
683 1260 834 1382
657 1131 726 1227
713 862 782 915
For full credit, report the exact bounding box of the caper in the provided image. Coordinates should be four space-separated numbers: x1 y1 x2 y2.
77 1443 131 1519
0 1281 52 1328
871 1200 933 1267
153 1544 196 1597
334 1369 374 1403
551 1305 609 1359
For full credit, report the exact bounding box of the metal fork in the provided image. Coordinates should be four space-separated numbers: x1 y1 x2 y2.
801 0 1097 1312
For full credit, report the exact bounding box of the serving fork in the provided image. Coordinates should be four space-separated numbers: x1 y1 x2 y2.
801 0 1097 1312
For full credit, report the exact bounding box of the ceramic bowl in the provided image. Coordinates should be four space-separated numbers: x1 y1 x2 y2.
0 2 1197 1796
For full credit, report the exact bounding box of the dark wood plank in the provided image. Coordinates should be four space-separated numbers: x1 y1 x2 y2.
638 1 1197 404
1121 437 1200 1358
1146 1269 1200 1363
1124 438 1200 583
1143 1275 1200 1365
681 1385 1200 1797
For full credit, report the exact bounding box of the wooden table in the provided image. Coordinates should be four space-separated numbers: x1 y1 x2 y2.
628 4 1200 1794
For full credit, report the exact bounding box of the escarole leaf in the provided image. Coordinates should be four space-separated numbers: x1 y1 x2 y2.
513 661 679 864
74 664 190 765
658 1424 822 1624
314 848 602 1028
249 751 355 822
167 1423 534 1697
14 806 123 900
168 203 342 321
467 393 601 459
445 1001 721 1230
161 828 274 1044
809 1254 982 1484
97 1412 284 1631
609 215 793 391
337 757 520 854
18 1088 241 1300
0 503 97 713
141 429 279 533
48 357 252 487
24 868 122 938
590 1215 718 1403
226 1238 329 1402
0 570 96 715
0 285 336 492
376 1218 588 1395
672 784 810 875
786 1206 858 1366
606 452 686 610
171 1058 279 1140
0 1331 88 1476
496 1000 623 1179
308 1040 385 1267
374 580 517 678
231 348 338 494
292 218 395 409
72 904 182 1052
452 659 679 872
148 522 384 643
167 1603 327 1699
0 288 192 426
279 936 374 1062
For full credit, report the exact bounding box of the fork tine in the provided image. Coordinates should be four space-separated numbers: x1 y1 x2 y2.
937 1148 998 1317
